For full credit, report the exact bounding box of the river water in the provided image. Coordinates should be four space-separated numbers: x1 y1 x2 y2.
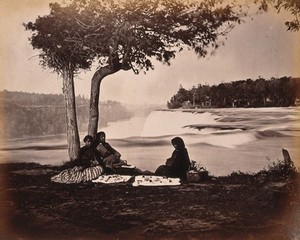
1 107 299 176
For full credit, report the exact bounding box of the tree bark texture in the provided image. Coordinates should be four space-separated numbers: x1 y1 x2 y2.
88 65 120 137
62 66 80 161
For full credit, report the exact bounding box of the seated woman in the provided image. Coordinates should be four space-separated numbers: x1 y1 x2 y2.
51 135 104 184
155 137 191 180
94 131 133 172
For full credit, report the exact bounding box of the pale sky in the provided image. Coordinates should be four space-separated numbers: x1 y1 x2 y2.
1 0 299 106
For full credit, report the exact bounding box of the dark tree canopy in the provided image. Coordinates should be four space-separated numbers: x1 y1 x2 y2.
25 0 300 76
24 2 97 73
24 0 249 75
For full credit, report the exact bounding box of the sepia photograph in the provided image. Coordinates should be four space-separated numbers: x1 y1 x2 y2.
0 0 300 239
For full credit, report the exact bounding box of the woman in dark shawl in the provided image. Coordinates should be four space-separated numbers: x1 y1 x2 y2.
155 137 191 180
51 135 104 184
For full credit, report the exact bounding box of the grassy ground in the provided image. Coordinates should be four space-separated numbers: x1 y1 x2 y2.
0 161 299 240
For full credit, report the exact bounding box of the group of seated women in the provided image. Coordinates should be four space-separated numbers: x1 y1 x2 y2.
51 131 130 183
51 132 191 184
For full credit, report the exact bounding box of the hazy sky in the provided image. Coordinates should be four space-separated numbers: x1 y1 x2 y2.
1 0 300 105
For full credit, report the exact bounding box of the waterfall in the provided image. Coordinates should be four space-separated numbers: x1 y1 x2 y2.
141 110 218 137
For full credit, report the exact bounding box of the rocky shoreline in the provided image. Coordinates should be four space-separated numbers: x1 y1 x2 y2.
0 161 299 240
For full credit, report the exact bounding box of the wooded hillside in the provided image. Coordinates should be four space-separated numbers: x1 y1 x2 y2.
168 77 300 109
0 91 132 138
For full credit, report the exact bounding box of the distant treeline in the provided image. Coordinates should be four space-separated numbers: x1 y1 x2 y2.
0 91 132 138
167 77 300 109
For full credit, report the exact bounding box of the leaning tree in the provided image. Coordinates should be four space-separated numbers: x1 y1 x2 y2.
68 0 248 137
69 0 300 137
25 0 248 156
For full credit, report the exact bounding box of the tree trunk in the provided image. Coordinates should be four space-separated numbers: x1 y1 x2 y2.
62 66 80 161
88 65 120 138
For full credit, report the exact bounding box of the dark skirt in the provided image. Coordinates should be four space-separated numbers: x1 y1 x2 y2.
155 165 188 180
155 165 171 177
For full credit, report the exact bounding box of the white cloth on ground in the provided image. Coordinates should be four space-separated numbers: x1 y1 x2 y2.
132 175 181 187
92 174 133 184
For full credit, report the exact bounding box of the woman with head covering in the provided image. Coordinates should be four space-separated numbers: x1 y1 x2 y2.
51 135 104 184
155 137 191 180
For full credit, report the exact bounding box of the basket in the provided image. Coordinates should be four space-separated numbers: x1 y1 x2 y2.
186 170 209 183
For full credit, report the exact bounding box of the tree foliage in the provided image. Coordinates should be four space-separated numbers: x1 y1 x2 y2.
24 3 96 73
264 0 300 31
167 77 300 108
24 0 250 75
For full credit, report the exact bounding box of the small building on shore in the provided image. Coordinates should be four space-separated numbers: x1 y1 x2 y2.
182 100 192 109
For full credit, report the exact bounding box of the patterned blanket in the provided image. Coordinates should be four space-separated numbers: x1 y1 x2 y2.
51 165 103 184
